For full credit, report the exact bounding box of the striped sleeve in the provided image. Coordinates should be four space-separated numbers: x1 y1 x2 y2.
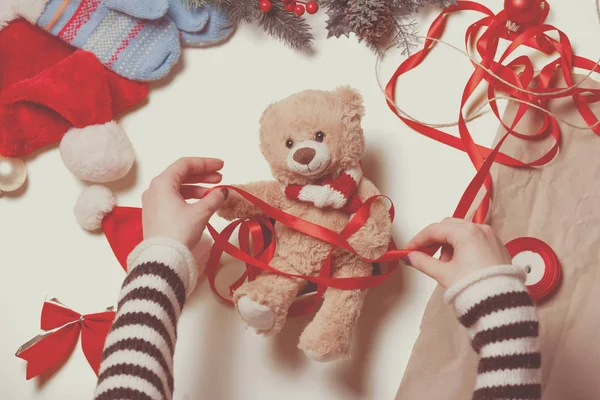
444 265 542 400
94 237 199 400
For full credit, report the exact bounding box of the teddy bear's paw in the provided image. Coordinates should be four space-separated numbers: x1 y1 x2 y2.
302 349 346 363
237 296 275 332
298 326 351 362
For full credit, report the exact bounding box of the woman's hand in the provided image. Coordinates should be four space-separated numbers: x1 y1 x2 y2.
405 218 512 288
141 157 228 250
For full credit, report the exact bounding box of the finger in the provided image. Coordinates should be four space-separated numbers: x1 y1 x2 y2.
440 244 454 262
180 185 209 199
406 251 450 286
190 188 229 223
160 157 224 189
183 172 223 184
405 220 467 250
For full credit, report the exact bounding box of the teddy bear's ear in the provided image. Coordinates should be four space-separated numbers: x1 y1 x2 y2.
259 102 275 126
334 85 365 121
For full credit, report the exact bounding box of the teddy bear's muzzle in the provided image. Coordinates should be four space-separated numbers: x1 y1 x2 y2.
286 140 332 177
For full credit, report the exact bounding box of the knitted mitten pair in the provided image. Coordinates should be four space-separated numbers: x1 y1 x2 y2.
104 0 234 46
4 0 235 81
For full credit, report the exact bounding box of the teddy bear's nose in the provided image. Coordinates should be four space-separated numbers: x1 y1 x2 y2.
293 147 316 165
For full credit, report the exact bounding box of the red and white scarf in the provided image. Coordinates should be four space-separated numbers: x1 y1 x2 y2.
284 164 363 213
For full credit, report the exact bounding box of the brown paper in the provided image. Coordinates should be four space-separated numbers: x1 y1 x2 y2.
396 75 600 400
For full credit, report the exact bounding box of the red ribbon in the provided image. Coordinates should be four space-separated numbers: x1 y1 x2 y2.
103 192 410 316
505 237 561 302
385 0 600 225
16 299 115 379
380 0 600 299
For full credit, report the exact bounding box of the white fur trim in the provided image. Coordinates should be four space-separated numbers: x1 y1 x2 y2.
60 121 135 183
0 0 49 29
74 185 116 231
127 237 199 298
237 296 275 331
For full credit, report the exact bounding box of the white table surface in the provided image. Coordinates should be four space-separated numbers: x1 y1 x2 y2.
1 1 598 399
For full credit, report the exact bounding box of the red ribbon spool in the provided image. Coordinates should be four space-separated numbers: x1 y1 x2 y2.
505 237 561 302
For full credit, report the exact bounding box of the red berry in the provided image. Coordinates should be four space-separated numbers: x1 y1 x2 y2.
306 1 318 14
259 0 272 12
284 2 295 11
294 4 305 15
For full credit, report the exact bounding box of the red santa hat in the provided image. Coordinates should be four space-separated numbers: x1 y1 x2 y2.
0 17 148 183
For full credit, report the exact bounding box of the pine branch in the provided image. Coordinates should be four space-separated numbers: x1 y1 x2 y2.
258 2 314 51
220 0 260 24
183 0 259 25
183 0 214 8
390 0 454 17
389 0 453 54
393 19 419 55
390 0 418 16
325 1 351 38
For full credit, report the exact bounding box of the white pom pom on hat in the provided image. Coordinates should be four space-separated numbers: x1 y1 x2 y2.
60 121 135 183
74 185 116 231
0 0 49 30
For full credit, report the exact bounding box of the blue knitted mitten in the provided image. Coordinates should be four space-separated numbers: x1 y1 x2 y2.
178 2 235 47
166 0 210 33
37 0 180 81
102 0 168 20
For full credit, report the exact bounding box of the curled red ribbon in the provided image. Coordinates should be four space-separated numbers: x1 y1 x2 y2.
385 0 600 224
505 237 561 302
16 299 115 379
102 192 410 315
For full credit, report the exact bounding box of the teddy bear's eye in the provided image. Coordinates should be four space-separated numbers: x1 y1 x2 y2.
315 131 325 142
285 139 294 149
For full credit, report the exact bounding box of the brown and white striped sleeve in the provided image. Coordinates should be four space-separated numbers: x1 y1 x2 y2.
444 265 541 400
94 237 200 400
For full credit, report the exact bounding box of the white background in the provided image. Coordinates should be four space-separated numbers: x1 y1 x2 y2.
1 1 598 399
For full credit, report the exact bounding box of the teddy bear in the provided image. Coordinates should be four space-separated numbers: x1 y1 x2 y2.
218 86 392 362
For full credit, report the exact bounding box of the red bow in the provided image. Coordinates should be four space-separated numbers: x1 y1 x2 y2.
16 299 115 379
